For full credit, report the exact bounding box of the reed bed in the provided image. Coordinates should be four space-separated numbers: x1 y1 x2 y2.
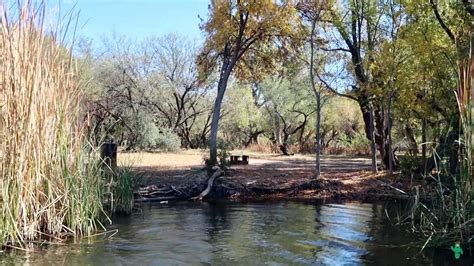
0 2 108 247
408 36 473 248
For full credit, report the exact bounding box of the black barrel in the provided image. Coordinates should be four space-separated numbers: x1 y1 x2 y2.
101 142 117 168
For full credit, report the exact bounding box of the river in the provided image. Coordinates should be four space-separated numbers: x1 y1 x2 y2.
1 201 471 265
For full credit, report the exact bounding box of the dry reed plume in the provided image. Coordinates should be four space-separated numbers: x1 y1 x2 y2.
0 1 107 247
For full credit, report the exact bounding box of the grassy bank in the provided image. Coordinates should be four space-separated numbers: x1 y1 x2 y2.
0 2 121 248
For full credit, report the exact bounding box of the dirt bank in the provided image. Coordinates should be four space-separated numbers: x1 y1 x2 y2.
124 151 426 202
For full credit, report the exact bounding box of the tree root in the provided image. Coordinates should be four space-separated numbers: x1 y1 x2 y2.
191 169 222 201
135 170 224 202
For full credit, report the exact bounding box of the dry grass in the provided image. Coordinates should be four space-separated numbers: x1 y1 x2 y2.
244 143 371 156
119 149 374 188
0 2 107 247
118 149 324 169
123 150 403 203
245 143 279 153
119 150 207 169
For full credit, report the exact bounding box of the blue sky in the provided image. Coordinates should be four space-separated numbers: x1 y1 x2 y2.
58 0 209 43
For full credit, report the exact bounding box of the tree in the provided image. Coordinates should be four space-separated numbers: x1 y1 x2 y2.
314 0 403 169
198 0 299 165
320 97 364 150
91 36 150 149
425 0 472 178
389 0 469 177
220 83 265 147
84 35 214 150
258 71 316 154
368 1 408 173
143 34 214 148
297 0 328 177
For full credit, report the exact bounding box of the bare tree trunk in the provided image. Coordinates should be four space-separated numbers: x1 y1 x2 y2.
369 103 378 173
360 101 393 168
309 19 322 178
315 91 322 178
387 93 394 173
245 130 263 147
209 69 231 165
266 105 282 153
274 112 282 145
281 124 291 155
405 124 419 156
200 112 212 148
298 117 307 148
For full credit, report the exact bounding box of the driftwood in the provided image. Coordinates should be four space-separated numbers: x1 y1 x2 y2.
134 196 180 203
191 169 222 201
375 178 408 195
135 169 225 202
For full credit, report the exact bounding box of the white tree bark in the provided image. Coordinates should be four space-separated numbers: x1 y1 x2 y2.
369 103 378 173
309 19 322 178
209 66 232 165
315 91 322 177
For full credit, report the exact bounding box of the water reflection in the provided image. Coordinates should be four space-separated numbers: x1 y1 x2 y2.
0 201 468 265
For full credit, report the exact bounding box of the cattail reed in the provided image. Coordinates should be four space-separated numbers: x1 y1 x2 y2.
0 1 107 247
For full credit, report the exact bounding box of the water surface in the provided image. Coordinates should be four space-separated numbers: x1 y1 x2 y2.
1 201 470 265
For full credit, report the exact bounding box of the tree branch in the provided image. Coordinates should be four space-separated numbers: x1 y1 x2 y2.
429 0 455 44
320 47 351 52
315 72 358 101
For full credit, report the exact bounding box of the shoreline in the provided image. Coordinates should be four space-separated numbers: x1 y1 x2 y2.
134 169 420 204
126 152 425 204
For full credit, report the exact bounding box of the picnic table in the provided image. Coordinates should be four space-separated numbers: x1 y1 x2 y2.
230 155 249 165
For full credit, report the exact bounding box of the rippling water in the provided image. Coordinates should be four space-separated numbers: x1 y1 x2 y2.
1 201 471 265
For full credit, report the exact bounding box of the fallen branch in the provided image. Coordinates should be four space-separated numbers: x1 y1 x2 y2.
134 196 180 203
191 169 222 201
375 178 407 194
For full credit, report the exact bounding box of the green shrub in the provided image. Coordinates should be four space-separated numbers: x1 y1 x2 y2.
134 114 181 151
204 140 231 172
331 132 370 155
342 132 371 149
217 142 231 171
398 155 424 176
153 128 182 152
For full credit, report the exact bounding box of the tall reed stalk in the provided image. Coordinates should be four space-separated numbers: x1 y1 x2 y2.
452 33 473 244
0 1 108 247
409 34 473 248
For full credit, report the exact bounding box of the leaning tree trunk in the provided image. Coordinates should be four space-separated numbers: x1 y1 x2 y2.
280 127 291 156
209 67 232 165
298 117 307 148
245 130 264 147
